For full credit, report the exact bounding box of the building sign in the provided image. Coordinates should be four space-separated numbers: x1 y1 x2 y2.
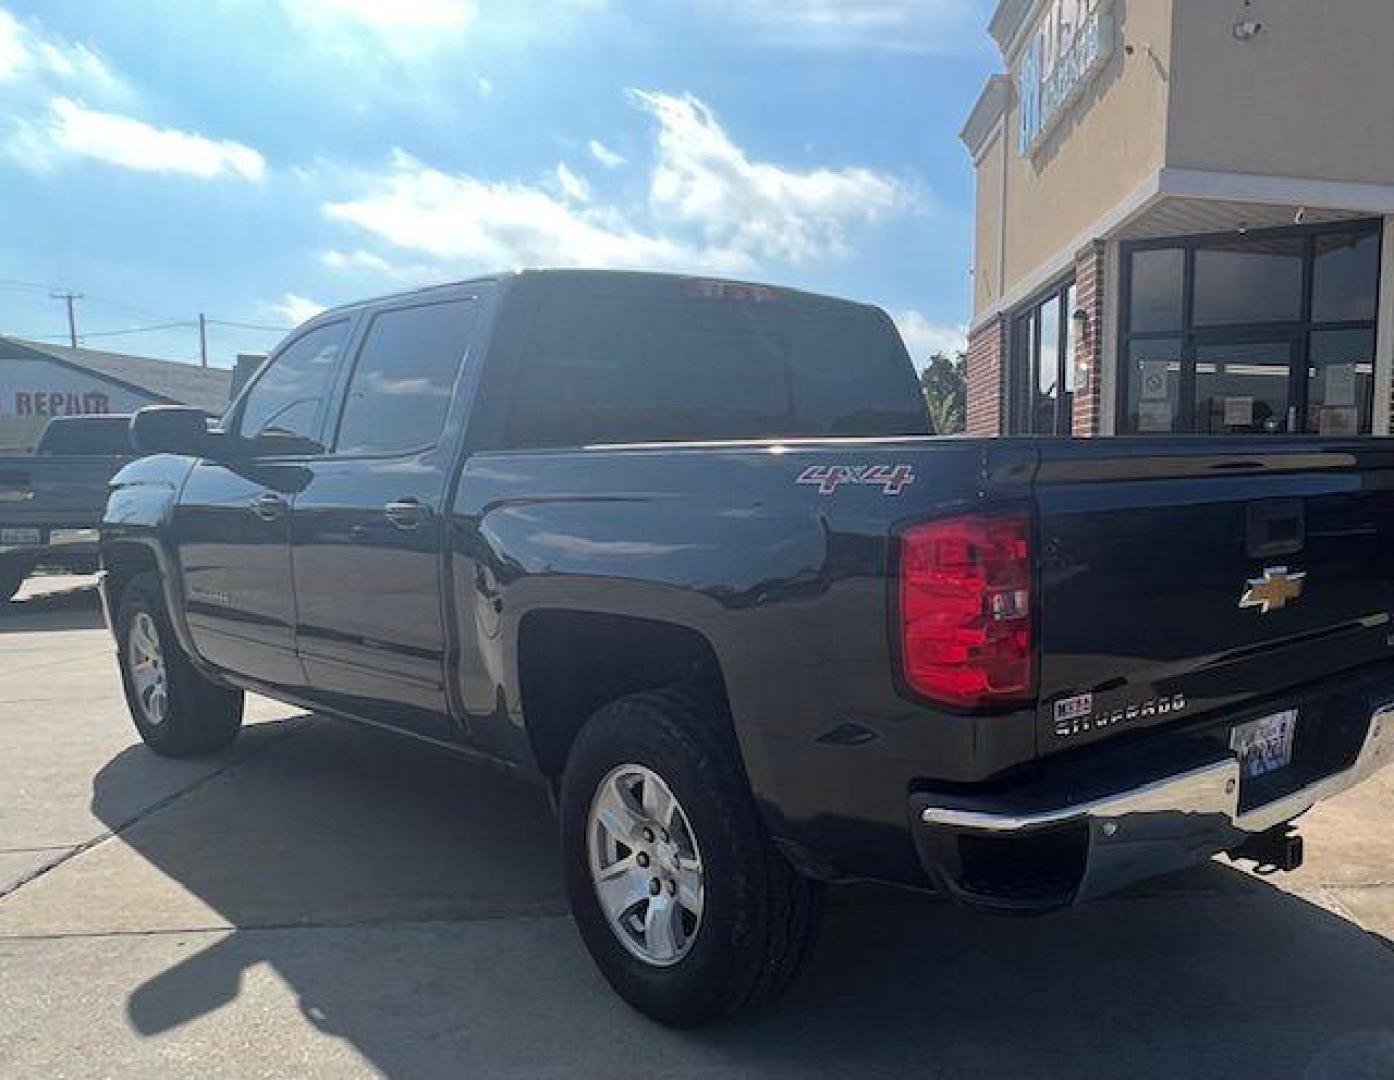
13 390 113 417
1018 0 1115 157
0 357 154 419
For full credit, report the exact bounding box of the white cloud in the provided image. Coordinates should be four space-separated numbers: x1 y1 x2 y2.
323 150 752 275
320 247 441 285
322 248 398 274
273 293 328 325
277 0 475 57
555 161 590 203
588 138 626 169
17 97 266 181
893 309 966 364
690 0 984 53
318 89 915 281
0 8 125 97
288 0 474 31
476 75 493 99
0 10 28 81
632 89 910 264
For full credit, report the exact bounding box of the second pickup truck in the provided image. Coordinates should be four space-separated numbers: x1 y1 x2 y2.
99 270 1394 1026
1 414 135 600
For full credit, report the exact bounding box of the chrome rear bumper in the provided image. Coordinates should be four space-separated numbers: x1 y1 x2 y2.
920 703 1393 836
911 704 1394 911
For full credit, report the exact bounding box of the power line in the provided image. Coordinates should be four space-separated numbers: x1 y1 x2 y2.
0 279 63 294
75 321 196 340
205 317 292 333
82 294 182 323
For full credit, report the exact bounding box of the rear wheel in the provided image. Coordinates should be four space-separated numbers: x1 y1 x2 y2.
560 690 823 1027
116 572 244 757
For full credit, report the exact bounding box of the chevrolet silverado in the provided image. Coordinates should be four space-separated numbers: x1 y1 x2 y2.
99 270 1394 1026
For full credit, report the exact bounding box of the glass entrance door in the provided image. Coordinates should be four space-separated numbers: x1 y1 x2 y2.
1193 337 1301 435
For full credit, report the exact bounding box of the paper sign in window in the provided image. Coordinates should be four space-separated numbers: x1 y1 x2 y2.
1138 400 1173 431
1321 406 1359 436
1325 363 1356 407
1139 360 1170 402
1224 396 1255 427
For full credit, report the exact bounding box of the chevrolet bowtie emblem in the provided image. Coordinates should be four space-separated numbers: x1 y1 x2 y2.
1239 566 1306 614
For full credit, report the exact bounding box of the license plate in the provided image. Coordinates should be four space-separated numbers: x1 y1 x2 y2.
1230 709 1298 780
0 527 42 545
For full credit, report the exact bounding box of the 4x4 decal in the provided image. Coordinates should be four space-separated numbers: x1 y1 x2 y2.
796 464 916 496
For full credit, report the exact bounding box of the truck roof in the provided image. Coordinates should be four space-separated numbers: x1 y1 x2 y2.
301 268 882 328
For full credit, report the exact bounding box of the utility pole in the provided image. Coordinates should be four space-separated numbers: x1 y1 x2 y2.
51 292 83 348
199 313 208 367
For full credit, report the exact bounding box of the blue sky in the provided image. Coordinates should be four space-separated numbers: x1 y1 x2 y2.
0 0 996 369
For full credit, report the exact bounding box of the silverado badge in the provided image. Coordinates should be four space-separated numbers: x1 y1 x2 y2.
1239 566 1306 614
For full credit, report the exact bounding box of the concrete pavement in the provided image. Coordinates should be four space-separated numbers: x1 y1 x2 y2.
2 576 1393 1078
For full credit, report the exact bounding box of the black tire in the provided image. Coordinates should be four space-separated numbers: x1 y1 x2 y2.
116 572 244 757
560 689 823 1028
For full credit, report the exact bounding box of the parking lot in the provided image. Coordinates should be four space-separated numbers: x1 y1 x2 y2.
0 575 1391 1078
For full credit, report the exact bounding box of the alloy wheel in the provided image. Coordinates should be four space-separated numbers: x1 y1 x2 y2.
587 763 705 967
127 611 169 727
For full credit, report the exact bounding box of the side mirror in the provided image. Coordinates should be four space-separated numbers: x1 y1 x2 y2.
129 407 214 457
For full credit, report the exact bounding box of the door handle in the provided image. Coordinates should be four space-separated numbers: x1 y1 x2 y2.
251 492 288 521
384 498 429 530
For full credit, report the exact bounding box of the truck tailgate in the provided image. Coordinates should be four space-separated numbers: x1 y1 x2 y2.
1032 439 1394 754
0 456 127 527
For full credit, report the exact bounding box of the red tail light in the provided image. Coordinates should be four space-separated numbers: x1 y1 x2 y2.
897 512 1034 709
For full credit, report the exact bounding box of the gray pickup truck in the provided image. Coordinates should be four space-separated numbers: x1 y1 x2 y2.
0 415 134 601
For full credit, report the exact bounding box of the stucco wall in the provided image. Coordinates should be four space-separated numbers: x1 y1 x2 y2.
971 129 1007 316
994 0 1173 308
1167 0 1394 184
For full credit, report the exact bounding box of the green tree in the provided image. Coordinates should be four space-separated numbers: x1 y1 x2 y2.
918 350 966 435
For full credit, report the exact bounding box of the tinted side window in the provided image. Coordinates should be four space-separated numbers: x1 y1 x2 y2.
334 299 478 455
502 290 927 447
237 321 349 444
37 417 133 455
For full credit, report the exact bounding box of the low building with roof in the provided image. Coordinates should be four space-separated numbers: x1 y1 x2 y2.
0 336 234 451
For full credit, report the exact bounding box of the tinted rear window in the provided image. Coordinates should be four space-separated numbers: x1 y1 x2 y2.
37 417 134 455
501 283 928 447
334 298 478 455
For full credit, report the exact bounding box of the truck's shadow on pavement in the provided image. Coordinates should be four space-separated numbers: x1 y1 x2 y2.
91 717 1394 1080
0 580 104 632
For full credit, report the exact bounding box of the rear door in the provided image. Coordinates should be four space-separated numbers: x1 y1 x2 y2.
1032 439 1394 753
176 319 351 687
291 289 485 739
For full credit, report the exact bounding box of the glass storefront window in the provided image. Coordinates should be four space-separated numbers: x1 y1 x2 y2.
1194 341 1293 435
1035 295 1060 433
1126 338 1182 434
1120 222 1381 436
1063 283 1078 396
1129 248 1184 332
1193 238 1304 327
1312 231 1380 323
1307 328 1375 436
1009 281 1076 435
